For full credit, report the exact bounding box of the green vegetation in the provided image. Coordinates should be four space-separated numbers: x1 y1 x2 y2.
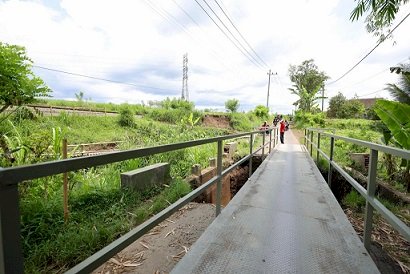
288 59 328 113
0 42 50 115
225 98 240 113
0 98 271 272
350 0 410 41
327 92 365 119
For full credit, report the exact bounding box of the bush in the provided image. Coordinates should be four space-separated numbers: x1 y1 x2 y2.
118 108 135 127
294 111 325 128
229 112 255 132
13 107 35 122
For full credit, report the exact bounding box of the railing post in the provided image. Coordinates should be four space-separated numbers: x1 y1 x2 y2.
304 128 307 146
249 134 253 177
269 129 272 154
262 132 265 159
317 132 321 164
328 137 334 188
0 180 24 274
310 130 313 157
216 140 223 216
364 149 378 250
273 128 276 148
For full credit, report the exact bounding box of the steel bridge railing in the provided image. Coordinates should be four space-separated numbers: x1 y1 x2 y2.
0 127 279 274
304 128 410 251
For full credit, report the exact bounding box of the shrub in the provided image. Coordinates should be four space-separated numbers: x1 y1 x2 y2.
118 108 135 127
294 111 325 128
13 107 35 122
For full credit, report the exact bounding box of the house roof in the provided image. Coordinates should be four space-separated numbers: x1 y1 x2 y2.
350 98 383 108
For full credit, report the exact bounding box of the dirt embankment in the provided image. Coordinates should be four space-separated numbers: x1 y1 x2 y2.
202 114 230 128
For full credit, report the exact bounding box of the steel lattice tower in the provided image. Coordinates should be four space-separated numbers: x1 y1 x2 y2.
182 53 189 101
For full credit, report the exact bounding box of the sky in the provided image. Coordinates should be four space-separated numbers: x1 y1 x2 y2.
1 0 409 114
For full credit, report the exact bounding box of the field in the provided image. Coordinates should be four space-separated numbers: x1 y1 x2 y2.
1 104 270 273
1 105 409 272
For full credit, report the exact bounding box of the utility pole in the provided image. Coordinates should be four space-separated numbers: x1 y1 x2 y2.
321 86 325 112
266 69 276 109
182 53 188 101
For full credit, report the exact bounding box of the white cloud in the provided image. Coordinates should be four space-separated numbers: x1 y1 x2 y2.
1 0 409 114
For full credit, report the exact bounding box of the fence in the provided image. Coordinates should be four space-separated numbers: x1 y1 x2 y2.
0 127 279 274
304 128 410 251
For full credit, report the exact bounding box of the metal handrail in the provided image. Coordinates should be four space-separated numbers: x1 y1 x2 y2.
304 128 410 251
0 127 279 274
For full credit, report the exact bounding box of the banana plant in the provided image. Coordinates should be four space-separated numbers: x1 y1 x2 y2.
374 99 410 191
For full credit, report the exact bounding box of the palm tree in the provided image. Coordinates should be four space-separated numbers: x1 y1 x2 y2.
385 71 410 104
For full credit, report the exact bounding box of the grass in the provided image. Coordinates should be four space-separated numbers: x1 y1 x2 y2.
22 179 191 273
0 101 273 272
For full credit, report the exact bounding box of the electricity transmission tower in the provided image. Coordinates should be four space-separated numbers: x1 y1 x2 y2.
182 53 189 101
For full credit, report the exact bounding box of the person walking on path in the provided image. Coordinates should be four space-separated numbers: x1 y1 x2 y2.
279 119 286 144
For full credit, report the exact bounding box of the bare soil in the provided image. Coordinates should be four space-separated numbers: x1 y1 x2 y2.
93 203 216 274
202 114 230 128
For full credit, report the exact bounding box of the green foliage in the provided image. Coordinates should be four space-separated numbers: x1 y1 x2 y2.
289 84 323 112
22 179 191 273
0 42 50 114
160 97 194 111
293 111 325 128
229 112 256 132
374 99 410 149
253 105 269 119
385 72 410 104
343 190 366 212
225 98 240 113
118 108 135 127
12 106 36 122
327 92 365 118
180 112 201 128
350 0 409 41
327 92 346 118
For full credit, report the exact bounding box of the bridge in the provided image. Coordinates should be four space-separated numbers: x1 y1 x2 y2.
171 131 379 273
0 128 409 273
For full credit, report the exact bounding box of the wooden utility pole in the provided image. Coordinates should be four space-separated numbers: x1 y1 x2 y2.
266 70 276 109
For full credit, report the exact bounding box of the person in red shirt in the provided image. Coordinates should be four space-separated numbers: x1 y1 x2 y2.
279 119 286 144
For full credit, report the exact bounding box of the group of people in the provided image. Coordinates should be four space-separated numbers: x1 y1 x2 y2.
259 115 289 144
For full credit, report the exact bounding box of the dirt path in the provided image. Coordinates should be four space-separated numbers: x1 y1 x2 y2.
93 203 216 274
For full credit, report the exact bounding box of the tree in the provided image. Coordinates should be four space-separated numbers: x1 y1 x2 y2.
288 59 329 95
385 71 410 104
350 0 409 41
289 84 323 112
253 105 269 119
327 92 346 118
327 93 365 118
0 42 50 114
225 99 240 113
75 91 84 102
288 59 328 113
343 99 365 118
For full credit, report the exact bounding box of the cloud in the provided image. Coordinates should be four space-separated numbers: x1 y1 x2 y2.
1 0 409 113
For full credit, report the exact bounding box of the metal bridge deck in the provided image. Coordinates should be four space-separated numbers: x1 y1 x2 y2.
171 131 379 274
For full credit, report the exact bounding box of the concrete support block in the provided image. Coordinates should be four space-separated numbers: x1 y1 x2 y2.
121 163 171 191
224 142 237 160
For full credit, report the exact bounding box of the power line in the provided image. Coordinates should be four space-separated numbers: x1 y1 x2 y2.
33 65 177 92
193 0 264 70
147 0 252 82
327 11 410 86
213 0 270 68
201 0 265 69
357 89 384 98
